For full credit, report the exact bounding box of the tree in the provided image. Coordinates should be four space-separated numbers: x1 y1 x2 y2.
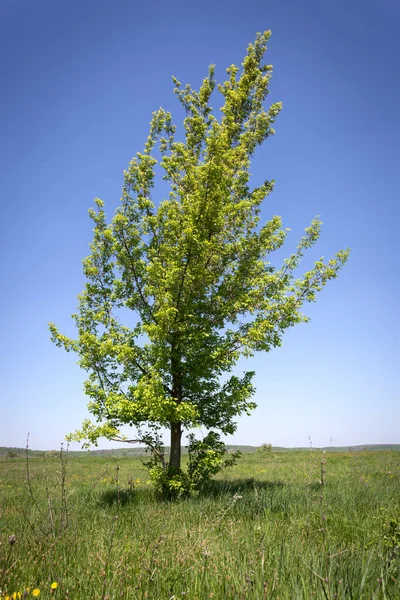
50 31 348 491
258 443 272 454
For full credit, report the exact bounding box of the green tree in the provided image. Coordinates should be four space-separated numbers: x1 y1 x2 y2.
50 32 348 487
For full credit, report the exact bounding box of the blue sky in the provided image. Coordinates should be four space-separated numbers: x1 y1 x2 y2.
1 0 399 450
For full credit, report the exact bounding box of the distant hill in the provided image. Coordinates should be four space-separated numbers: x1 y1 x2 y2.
1 444 399 458
322 444 400 452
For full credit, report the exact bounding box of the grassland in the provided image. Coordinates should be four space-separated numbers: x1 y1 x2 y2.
0 449 399 599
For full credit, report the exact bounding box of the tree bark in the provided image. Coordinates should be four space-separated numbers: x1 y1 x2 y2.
169 421 182 469
170 338 182 470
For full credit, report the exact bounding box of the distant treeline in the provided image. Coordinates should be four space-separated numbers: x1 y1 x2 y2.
1 444 400 458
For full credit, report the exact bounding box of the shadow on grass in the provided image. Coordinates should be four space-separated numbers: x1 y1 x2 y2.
96 486 152 507
95 478 321 506
199 477 287 497
97 488 135 507
200 478 323 496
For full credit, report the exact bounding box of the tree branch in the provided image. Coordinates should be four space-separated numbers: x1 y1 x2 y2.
119 233 158 325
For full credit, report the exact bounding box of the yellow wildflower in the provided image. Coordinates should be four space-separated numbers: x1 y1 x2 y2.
50 582 58 590
32 590 40 597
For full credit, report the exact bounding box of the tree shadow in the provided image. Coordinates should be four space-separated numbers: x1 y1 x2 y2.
96 487 138 507
94 478 322 506
199 477 287 497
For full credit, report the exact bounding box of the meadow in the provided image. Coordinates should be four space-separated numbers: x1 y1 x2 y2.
0 449 399 599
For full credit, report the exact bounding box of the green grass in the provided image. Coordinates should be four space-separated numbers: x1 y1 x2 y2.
1 450 399 599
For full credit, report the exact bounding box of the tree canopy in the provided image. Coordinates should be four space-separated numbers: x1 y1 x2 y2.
50 31 348 491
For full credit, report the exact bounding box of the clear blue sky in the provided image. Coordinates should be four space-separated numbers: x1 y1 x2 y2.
1 0 399 450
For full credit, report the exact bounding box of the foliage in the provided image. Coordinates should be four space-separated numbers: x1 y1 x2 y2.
49 31 349 487
258 443 272 454
187 431 241 489
145 431 241 498
147 465 192 499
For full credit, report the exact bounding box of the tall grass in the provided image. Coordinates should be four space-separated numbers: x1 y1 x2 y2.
0 450 399 598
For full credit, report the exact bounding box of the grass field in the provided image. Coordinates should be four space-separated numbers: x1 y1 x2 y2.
0 449 399 599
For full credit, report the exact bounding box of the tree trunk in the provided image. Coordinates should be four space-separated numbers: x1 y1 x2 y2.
170 338 182 470
169 421 182 469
